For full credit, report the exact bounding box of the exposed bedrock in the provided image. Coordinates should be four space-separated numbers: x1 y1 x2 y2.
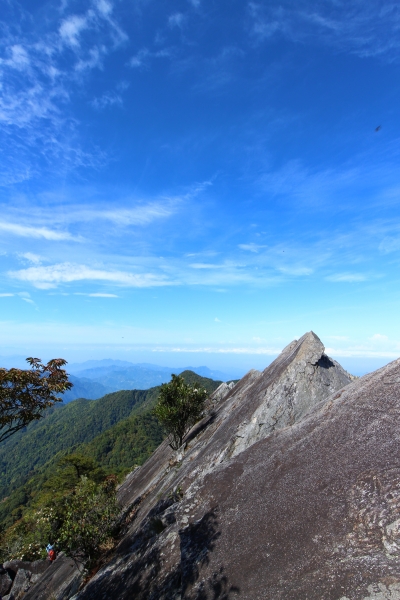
38 332 400 599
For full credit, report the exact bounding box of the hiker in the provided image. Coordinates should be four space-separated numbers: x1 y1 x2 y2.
46 543 56 562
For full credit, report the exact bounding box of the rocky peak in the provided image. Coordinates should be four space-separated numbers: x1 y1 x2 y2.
20 332 400 600
229 330 352 458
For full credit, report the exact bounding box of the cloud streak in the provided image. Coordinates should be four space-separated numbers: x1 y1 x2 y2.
8 263 171 289
0 222 76 241
0 0 128 184
248 1 400 61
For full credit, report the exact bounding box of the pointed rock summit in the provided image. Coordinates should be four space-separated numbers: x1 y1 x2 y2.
227 330 352 458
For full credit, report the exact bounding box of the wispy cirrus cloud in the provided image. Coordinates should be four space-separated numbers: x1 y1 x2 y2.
168 13 185 28
0 0 128 184
8 263 171 289
0 222 76 241
59 15 89 48
0 195 180 240
326 273 367 283
238 243 267 253
17 252 43 264
152 345 282 354
0 291 36 305
91 92 123 110
248 1 400 61
74 292 119 297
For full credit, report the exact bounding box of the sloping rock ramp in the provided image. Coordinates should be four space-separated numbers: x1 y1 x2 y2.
21 554 83 600
68 331 400 600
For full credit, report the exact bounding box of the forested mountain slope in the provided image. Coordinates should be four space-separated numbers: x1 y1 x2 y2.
0 371 221 532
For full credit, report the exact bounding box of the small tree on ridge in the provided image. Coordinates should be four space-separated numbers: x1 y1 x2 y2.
153 374 208 450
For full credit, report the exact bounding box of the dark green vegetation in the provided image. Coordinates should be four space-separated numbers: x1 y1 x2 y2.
0 371 221 534
1 454 120 567
153 374 208 449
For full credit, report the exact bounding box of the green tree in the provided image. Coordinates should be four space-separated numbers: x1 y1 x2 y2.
0 358 72 443
0 469 119 567
57 475 119 564
40 454 106 505
153 374 208 450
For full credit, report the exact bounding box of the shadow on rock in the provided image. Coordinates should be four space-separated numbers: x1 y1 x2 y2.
180 508 240 600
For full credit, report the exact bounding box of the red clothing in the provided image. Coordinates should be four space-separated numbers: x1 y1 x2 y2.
48 549 56 561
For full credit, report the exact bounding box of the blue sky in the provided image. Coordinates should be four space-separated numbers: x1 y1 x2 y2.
1 0 400 375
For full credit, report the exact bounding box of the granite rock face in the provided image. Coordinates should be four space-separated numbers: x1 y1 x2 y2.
1 555 83 600
228 331 352 457
7 568 31 600
22 331 400 599
73 331 384 600
22 554 84 600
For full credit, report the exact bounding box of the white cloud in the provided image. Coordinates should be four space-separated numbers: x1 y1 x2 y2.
1 292 38 306
59 15 89 48
1 45 30 71
190 263 226 269
152 346 282 354
8 263 171 289
95 0 113 17
214 317 221 322
0 222 75 241
238 243 267 253
379 237 400 254
0 199 177 239
0 2 128 184
129 48 149 68
89 293 118 297
278 266 313 276
18 252 43 264
91 92 123 110
74 292 119 297
91 202 176 225
326 347 399 358
369 333 389 341
248 1 400 61
128 48 171 69
168 13 185 28
325 273 367 283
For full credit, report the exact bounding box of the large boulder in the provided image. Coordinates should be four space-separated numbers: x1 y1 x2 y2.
3 559 49 577
6 568 30 600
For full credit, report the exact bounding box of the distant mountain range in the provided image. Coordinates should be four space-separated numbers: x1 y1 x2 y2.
0 356 241 402
62 360 237 402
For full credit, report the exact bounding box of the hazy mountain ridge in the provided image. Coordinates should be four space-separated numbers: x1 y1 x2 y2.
62 362 234 403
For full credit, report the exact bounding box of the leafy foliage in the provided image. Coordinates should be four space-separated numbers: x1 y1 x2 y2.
153 374 208 450
56 475 119 564
0 371 221 534
0 358 72 443
0 455 119 567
